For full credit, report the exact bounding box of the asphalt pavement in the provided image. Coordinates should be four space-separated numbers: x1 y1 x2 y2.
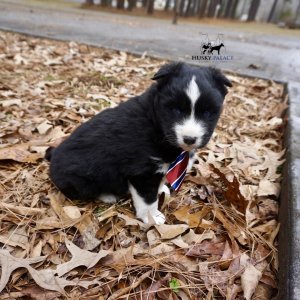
0 0 299 82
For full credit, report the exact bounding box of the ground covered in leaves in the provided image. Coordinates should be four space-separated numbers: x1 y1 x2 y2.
0 31 287 299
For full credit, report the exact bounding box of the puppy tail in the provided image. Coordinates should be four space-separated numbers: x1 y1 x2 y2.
45 146 54 161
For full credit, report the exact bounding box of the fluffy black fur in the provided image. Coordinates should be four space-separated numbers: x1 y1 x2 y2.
46 62 231 205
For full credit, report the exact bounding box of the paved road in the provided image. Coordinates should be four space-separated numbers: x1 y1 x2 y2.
0 0 299 82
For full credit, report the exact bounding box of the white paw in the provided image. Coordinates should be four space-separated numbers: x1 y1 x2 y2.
138 209 166 225
98 194 117 204
187 152 196 172
151 210 166 224
158 184 170 196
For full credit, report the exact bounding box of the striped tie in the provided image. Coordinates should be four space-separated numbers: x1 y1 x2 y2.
166 151 189 192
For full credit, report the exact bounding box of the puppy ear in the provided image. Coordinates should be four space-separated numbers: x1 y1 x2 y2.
209 68 232 96
152 62 183 81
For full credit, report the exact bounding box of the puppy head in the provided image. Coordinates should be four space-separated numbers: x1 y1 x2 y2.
152 62 232 151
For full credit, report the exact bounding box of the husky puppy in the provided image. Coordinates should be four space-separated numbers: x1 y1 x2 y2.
46 62 232 224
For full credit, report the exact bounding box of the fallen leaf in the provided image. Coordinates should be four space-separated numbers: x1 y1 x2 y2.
0 202 47 216
257 179 280 197
0 226 29 249
1 99 22 107
181 229 215 245
186 240 225 257
0 249 46 292
210 165 248 213
56 239 110 277
155 224 188 239
63 206 81 219
173 205 211 228
214 208 247 245
241 263 262 300
0 144 42 163
37 120 53 135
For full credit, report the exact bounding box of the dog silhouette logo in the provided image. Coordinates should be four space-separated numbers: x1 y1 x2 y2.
200 34 225 55
192 33 233 62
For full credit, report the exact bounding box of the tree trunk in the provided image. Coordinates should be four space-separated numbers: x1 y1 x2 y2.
128 0 136 11
294 1 300 22
101 0 109 7
224 0 232 18
117 0 125 9
194 0 200 16
179 0 185 16
173 0 179 23
267 0 278 22
164 0 171 11
198 0 207 18
207 0 217 17
188 0 196 16
146 0 155 14
247 0 260 21
85 0 94 5
142 0 147 8
230 0 238 19
185 0 192 16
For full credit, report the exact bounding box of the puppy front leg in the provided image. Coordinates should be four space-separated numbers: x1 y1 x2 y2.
187 150 196 172
129 174 165 224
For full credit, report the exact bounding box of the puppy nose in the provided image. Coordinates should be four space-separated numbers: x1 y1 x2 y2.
183 136 196 145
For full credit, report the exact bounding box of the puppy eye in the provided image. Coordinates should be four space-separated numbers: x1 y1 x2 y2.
202 111 211 118
172 107 183 116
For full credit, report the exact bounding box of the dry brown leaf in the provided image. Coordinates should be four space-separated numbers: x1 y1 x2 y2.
0 144 42 163
253 282 273 300
149 244 175 256
107 270 152 300
170 236 189 248
29 267 100 294
0 249 46 293
62 205 81 219
181 229 215 245
37 120 53 135
0 226 29 249
0 202 47 216
214 207 247 245
257 179 281 197
97 206 118 222
173 205 211 228
210 165 248 213
56 239 110 277
155 224 188 239
117 212 148 229
1 99 22 107
186 240 225 257
0 286 61 300
31 240 43 258
75 213 101 250
241 263 262 300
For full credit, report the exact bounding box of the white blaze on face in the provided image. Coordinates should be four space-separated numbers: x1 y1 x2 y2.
174 76 206 150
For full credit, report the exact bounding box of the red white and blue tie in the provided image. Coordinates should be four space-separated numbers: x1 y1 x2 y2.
166 151 189 192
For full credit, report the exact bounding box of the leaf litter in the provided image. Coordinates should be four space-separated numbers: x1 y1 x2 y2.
0 31 287 299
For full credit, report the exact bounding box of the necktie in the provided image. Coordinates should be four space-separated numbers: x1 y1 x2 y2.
166 151 189 192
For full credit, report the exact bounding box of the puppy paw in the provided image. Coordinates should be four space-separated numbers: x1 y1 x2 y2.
158 184 170 197
151 210 166 224
138 209 166 225
98 194 118 204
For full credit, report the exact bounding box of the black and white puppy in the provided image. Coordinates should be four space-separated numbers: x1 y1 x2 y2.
46 62 231 224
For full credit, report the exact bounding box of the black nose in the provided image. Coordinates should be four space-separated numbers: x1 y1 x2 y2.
183 136 196 145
